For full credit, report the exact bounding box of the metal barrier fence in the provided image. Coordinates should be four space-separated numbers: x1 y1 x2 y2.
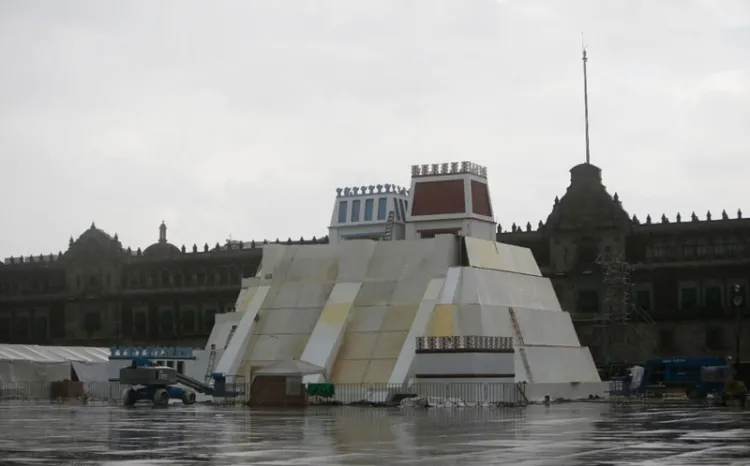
0 381 524 406
319 382 525 405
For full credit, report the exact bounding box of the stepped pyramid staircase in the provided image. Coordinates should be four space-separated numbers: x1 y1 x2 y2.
508 307 534 383
382 211 395 241
225 325 238 349
204 325 238 383
204 346 217 383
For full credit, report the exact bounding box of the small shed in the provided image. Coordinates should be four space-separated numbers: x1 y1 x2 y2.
249 358 325 407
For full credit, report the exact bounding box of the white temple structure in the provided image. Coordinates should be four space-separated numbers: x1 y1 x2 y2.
205 161 606 401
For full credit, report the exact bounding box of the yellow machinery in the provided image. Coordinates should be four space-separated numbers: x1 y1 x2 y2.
720 379 747 407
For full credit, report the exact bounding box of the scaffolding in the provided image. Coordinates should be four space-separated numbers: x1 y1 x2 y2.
594 253 657 369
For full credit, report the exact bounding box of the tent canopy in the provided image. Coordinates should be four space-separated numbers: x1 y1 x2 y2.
254 358 325 376
0 344 110 363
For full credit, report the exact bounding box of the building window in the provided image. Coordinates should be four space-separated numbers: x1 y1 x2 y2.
652 245 667 260
84 312 101 334
399 198 407 220
659 329 675 352
696 244 709 257
35 316 48 340
159 311 174 336
377 197 387 220
0 318 9 341
635 290 651 312
338 201 348 223
705 327 725 350
577 290 599 313
161 271 170 287
182 309 195 333
134 312 147 335
680 287 698 310
203 309 216 332
393 198 401 221
704 286 723 309
364 199 374 221
351 199 361 222
15 317 29 340
177 361 185 374
682 244 694 259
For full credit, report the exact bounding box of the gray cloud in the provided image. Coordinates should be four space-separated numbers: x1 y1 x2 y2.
0 0 748 256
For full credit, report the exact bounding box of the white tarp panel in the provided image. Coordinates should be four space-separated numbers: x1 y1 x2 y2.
71 360 130 383
0 344 110 363
464 238 542 276
0 360 71 383
522 346 601 383
0 344 112 384
457 268 561 311
513 307 582 347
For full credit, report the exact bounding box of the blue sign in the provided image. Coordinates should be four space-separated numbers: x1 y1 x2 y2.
109 346 195 360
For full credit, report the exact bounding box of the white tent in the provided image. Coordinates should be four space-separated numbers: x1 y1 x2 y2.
254 358 325 377
0 344 124 384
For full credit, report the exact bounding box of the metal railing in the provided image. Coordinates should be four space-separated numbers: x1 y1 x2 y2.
0 381 525 406
308 382 524 405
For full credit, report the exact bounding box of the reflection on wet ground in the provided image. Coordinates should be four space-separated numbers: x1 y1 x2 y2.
0 401 749 465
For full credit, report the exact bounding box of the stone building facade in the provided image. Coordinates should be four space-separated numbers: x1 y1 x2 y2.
0 222 327 347
498 163 750 367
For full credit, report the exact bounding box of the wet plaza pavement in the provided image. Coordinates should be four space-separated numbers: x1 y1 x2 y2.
1 401 749 465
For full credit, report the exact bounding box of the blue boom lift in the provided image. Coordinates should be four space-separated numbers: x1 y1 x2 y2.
109 347 243 407
633 356 729 398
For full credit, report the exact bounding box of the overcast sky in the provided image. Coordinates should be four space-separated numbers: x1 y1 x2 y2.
1 0 749 258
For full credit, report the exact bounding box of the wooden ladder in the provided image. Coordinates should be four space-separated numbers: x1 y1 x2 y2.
509 307 534 383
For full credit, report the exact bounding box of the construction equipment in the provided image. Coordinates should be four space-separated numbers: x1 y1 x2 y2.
703 359 748 407
109 347 244 407
118 358 198 407
623 356 750 404
593 253 657 371
632 356 727 398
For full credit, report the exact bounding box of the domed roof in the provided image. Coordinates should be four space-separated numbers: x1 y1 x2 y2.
65 223 124 258
78 223 117 243
143 221 182 257
545 163 630 232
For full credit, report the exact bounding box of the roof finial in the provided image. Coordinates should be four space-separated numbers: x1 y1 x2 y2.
159 221 167 243
582 36 591 165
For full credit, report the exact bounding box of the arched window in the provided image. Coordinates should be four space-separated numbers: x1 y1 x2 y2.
161 270 171 287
